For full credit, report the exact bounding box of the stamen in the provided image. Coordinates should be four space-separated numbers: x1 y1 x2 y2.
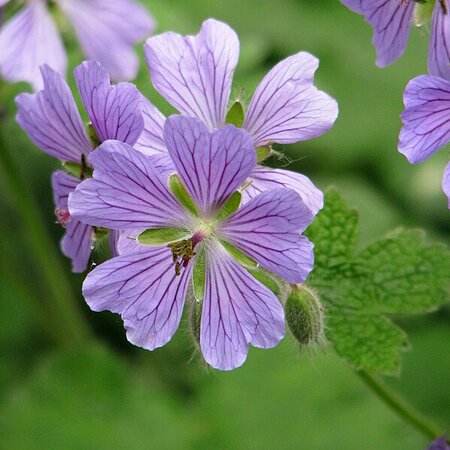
167 230 206 276
55 208 70 227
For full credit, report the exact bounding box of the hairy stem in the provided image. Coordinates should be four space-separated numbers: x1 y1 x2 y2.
0 128 92 346
356 369 443 440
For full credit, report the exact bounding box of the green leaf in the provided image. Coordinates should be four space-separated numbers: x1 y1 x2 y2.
193 247 206 301
307 189 450 375
216 191 241 221
169 174 199 217
225 100 244 127
220 240 257 268
138 228 189 245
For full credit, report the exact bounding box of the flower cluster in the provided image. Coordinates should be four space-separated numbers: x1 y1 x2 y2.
340 0 450 207
16 19 338 369
0 0 154 90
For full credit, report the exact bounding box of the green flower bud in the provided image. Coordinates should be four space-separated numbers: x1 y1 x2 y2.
285 285 325 347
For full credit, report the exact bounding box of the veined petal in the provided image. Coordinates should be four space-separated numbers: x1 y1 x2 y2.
399 75 450 163
145 19 239 129
69 140 189 229
244 52 338 147
58 0 154 81
16 65 91 162
243 165 323 216
83 246 191 350
74 60 144 145
200 243 285 370
52 171 92 272
134 97 167 156
428 0 450 80
164 116 256 215
219 188 314 283
443 162 450 209
340 0 414 67
0 1 66 90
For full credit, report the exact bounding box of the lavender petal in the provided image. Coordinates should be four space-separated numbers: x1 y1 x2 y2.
428 0 450 80
443 162 450 209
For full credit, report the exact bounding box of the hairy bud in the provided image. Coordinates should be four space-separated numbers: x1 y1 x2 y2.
285 285 324 347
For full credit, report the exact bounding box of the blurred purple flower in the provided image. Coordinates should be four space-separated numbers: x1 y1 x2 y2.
139 19 338 216
68 115 316 370
0 0 154 90
427 436 450 450
15 61 145 271
399 74 450 207
340 0 450 79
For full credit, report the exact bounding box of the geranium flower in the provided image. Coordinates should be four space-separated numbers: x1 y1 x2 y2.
340 0 450 79
138 19 338 216
68 115 316 370
0 0 154 90
398 74 450 207
16 61 145 270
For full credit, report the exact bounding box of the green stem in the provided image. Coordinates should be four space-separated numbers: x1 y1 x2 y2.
0 129 92 346
355 369 443 440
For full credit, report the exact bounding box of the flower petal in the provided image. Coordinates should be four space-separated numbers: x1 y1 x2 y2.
219 188 314 283
399 75 450 163
83 246 191 350
69 140 189 229
0 1 66 90
428 0 450 80
74 60 144 145
52 171 93 272
57 0 154 80
243 165 323 216
443 162 450 209
16 65 91 163
340 0 414 67
164 115 256 215
145 19 239 129
200 244 285 370
244 52 338 147
134 97 167 156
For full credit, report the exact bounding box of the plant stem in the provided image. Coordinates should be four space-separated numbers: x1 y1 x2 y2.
355 369 443 440
0 128 92 346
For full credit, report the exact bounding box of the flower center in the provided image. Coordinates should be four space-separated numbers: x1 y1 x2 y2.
167 229 208 276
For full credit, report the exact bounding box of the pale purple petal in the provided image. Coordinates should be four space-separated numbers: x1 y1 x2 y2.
74 60 144 145
340 0 414 67
200 243 285 370
16 65 91 162
427 436 450 450
134 97 167 156
0 1 10 7
83 246 191 350
0 1 66 90
244 52 338 147
219 188 314 283
145 19 239 129
58 0 154 81
52 171 93 272
69 140 189 229
399 75 450 163
116 229 144 255
428 0 450 80
443 162 450 209
164 115 256 215
243 165 323 216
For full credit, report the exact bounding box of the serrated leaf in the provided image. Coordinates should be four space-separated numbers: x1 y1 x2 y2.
306 188 358 272
307 189 450 375
326 310 409 375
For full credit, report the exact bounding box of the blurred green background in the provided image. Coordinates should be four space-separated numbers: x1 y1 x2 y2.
0 1 449 449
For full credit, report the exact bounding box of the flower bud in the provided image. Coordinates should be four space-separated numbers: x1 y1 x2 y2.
285 285 324 347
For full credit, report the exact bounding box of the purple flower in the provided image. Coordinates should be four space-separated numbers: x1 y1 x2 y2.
138 19 338 216
398 74 450 207
426 436 450 450
68 115 316 370
0 0 154 90
16 61 145 271
340 0 450 79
